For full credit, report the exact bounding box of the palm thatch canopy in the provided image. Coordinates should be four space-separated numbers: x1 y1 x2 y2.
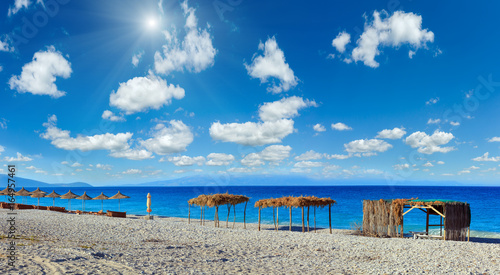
188 193 250 228
15 187 31 197
30 192 46 198
0 187 13 195
60 190 79 211
45 190 61 207
93 192 109 211
109 191 130 211
76 191 93 201
30 187 47 195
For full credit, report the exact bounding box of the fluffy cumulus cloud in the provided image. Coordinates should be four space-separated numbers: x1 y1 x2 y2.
109 149 153 160
258 96 316 121
154 1 216 75
109 73 185 114
332 31 351 53
3 152 33 162
96 164 112 170
141 120 193 155
7 0 40 16
0 36 14 52
9 46 72 98
132 51 144 67
313 124 326 132
205 153 234 166
294 161 323 168
210 97 315 146
423 162 434 167
168 155 205 166
333 10 434 68
122 169 142 175
295 150 323 161
325 154 350 160
376 127 406 139
331 122 352 131
405 130 455 154
393 163 410 170
102 110 125 122
245 37 298 94
488 137 500 142
241 145 292 166
472 152 500 162
427 118 441 124
344 139 392 156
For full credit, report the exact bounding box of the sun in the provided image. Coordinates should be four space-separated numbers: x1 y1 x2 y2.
145 17 158 30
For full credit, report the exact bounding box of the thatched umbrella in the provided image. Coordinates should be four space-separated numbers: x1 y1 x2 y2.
93 192 109 211
31 192 47 209
45 190 61 207
109 191 130 211
76 192 93 212
15 187 31 204
60 190 79 211
30 187 47 195
0 187 13 202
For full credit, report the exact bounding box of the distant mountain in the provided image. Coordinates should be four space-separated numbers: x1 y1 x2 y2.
0 175 93 188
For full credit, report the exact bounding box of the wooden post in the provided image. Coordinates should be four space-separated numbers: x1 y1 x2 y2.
200 206 203 225
232 205 236 229
307 206 310 232
244 201 247 229
214 207 217 227
289 206 292 231
314 206 316 233
329 203 332 234
273 207 276 230
217 206 220 228
258 206 261 231
467 227 470 242
401 214 404 238
188 204 191 224
226 204 230 228
440 216 443 236
301 207 305 233
276 207 279 231
426 208 430 235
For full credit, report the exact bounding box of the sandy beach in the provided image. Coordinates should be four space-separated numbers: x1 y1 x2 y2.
1 209 499 274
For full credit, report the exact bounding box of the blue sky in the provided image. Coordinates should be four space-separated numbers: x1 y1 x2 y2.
1 0 499 186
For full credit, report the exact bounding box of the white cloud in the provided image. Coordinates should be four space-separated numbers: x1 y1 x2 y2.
0 36 13 52
331 122 352 131
210 119 294 146
405 130 455 154
245 36 298 93
154 1 216 75
241 145 292 166
488 137 500 142
325 154 350 160
109 149 153 160
423 162 434 167
168 155 205 166
472 152 500 162
122 169 142 175
426 97 439 105
26 165 37 170
342 10 434 68
109 73 185 114
258 96 316 121
295 150 323 161
313 124 326 132
9 46 72 98
323 165 341 172
8 0 32 16
141 120 193 154
132 51 144 67
3 152 33 162
96 164 112 170
71 162 82 167
345 139 392 155
331 31 351 53
227 167 254 173
437 161 445 165
393 163 410 170
457 170 470 175
294 161 323 168
41 115 132 152
205 153 234 166
468 166 480 170
450 121 460 126
102 110 125 122
376 127 406 139
427 118 441 124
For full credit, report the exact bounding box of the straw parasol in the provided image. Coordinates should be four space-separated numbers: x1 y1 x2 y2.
30 187 47 195
93 192 109 211
45 190 61 207
147 193 152 217
31 191 47 209
109 191 130 211
76 192 93 212
14 187 32 204
0 187 13 202
60 190 79 211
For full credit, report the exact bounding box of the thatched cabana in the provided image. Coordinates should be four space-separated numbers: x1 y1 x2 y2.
254 196 336 234
188 193 250 229
362 199 471 241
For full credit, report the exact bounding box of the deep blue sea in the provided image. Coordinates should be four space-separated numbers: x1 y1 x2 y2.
7 186 500 238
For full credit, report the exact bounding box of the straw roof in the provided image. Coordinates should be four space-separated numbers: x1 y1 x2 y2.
109 191 130 200
15 187 31 196
45 190 61 198
60 190 79 199
0 187 13 195
76 191 93 200
93 192 109 200
188 193 250 207
30 187 47 195
255 196 336 208
31 192 46 198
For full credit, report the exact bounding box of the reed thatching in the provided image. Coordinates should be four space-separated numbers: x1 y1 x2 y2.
254 196 336 233
188 193 250 228
362 199 471 241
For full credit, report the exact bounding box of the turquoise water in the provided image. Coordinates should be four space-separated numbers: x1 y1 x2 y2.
7 185 500 238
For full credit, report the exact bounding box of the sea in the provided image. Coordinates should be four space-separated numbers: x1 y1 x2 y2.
8 185 500 238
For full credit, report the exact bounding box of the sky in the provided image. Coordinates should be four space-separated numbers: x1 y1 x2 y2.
0 0 499 186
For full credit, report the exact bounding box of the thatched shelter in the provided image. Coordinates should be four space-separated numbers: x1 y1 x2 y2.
188 193 250 229
93 192 109 211
362 199 471 241
255 196 336 234
109 191 130 211
14 187 32 204
45 190 61 207
76 192 93 211
60 190 79 211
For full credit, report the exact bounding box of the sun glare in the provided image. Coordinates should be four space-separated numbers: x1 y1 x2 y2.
145 17 158 30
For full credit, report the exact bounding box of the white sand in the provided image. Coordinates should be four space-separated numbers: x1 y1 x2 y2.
1 209 499 274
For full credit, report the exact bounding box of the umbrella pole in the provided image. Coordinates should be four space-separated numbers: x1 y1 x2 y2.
244 201 247 229
277 207 279 231
119 199 121 212
101 200 103 211
232 205 236 229
53 198 55 207
188 204 191 224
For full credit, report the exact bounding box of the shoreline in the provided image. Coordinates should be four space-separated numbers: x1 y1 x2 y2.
1 209 499 274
